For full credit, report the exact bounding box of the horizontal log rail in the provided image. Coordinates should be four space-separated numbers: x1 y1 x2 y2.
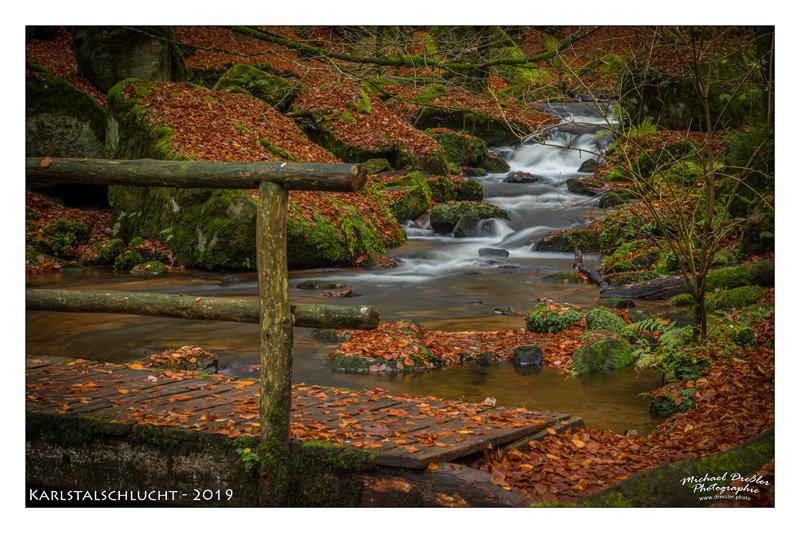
26 157 368 192
26 289 379 330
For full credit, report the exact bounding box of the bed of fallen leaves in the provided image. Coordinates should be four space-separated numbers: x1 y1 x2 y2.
133 345 218 372
25 28 106 104
329 319 590 372
474 312 775 504
128 82 338 164
294 83 442 157
25 192 113 274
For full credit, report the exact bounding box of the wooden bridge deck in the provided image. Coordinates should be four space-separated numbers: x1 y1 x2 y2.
26 356 571 469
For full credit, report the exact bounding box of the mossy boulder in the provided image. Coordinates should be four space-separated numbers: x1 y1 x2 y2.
412 105 530 146
375 171 433 223
292 84 448 174
455 179 484 202
511 345 544 367
600 297 636 309
670 293 695 307
213 63 302 111
524 303 583 333
113 249 144 271
566 177 605 196
428 176 458 202
130 261 168 275
585 308 626 334
572 336 635 376
706 286 765 311
535 229 601 253
452 213 479 238
41 219 91 257
430 201 508 234
72 27 189 93
747 259 774 287
428 129 510 173
25 65 106 158
705 265 752 291
79 238 126 265
361 158 392 175
577 158 599 173
287 189 406 269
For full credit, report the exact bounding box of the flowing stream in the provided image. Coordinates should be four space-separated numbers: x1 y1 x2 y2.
26 103 667 435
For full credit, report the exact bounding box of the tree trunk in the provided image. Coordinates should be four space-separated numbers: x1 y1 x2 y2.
256 181 293 506
25 289 379 329
26 157 368 192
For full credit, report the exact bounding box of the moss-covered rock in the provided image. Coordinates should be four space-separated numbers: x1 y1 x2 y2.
375 171 433 223
292 84 449 174
130 261 168 275
600 297 637 310
213 63 303 111
670 293 695 307
296 280 342 290
706 286 765 311
72 27 189 93
428 176 458 202
585 308 626 334
535 229 601 253
747 259 774 287
79 238 126 265
412 105 531 146
361 158 392 175
512 345 544 367
113 249 144 271
287 188 406 269
572 336 635 376
25 64 106 158
525 303 583 333
452 213 479 238
428 128 510 173
705 265 752 292
455 179 484 202
41 218 91 257
430 201 507 234
566 177 605 196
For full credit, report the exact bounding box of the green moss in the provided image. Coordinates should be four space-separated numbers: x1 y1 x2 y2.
259 139 296 161
428 176 458 202
546 271 582 283
670 293 695 307
706 285 765 311
130 261 168 275
536 229 602 253
213 63 302 111
585 308 626 334
430 201 507 233
747 259 774 287
361 158 391 174
411 83 448 104
338 110 355 123
456 179 484 202
525 303 583 333
41 218 91 257
572 336 635 376
113 249 144 271
705 265 752 291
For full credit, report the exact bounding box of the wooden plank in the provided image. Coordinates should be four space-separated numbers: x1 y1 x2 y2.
26 157 368 192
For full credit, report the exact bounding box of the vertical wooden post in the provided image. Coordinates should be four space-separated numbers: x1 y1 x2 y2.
256 181 293 506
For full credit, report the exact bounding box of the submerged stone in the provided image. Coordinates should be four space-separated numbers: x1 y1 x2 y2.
512 345 544 367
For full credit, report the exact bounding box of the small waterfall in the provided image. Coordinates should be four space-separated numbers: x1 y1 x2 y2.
339 102 617 284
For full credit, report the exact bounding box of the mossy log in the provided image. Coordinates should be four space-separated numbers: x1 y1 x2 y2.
25 289 379 329
26 157 368 192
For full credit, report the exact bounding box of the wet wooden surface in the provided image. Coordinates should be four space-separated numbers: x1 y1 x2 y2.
26 356 568 469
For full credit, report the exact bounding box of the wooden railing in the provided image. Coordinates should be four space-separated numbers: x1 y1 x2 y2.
26 157 380 505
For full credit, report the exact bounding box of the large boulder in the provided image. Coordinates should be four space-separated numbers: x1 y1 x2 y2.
428 128 510 173
72 27 189 93
25 66 106 158
572 336 635 376
292 83 448 174
430 201 508 234
106 79 404 270
213 63 303 112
